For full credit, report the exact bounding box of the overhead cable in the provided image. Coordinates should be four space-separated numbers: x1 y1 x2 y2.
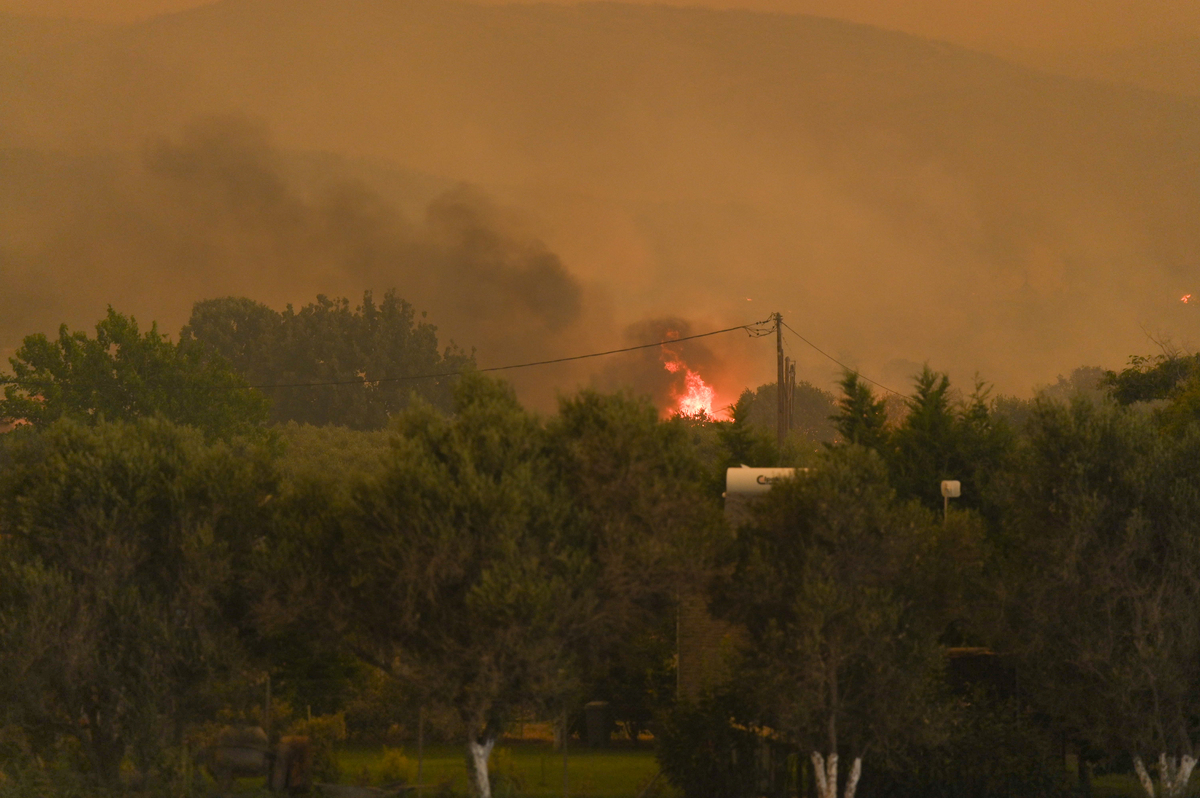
780 320 910 399
245 317 777 389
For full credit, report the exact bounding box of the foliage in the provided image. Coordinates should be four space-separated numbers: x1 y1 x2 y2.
0 418 276 789
717 446 977 762
546 391 724 731
377 747 414 785
829 371 890 450
993 399 1200 763
1103 351 1200 406
655 693 763 798
719 390 779 468
733 381 838 444
0 308 267 438
887 368 1014 512
286 712 347 783
182 291 473 428
862 691 1073 798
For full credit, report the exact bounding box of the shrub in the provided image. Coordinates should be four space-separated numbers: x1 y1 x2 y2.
286 712 347 783
655 695 761 798
377 748 413 785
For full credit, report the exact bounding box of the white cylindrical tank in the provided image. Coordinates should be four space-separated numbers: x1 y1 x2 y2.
725 466 797 496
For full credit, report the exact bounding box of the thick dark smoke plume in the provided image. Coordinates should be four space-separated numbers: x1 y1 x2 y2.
0 115 654 408
6 1 1198 405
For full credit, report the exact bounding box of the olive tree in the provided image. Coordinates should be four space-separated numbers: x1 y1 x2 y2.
997 399 1200 797
720 446 979 798
0 418 276 789
306 375 588 798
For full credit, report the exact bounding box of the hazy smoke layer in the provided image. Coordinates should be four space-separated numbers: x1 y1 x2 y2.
3 0 1199 406
0 116 619 407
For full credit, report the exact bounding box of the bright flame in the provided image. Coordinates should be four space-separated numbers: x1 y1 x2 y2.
1183 294 1193 304
661 346 727 420
676 368 718 418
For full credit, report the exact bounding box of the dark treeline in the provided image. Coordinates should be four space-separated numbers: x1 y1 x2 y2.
1 300 1199 798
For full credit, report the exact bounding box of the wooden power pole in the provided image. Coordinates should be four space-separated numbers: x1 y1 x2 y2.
776 312 785 449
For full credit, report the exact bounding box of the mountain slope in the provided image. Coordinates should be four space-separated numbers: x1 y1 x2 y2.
2 0 1198 394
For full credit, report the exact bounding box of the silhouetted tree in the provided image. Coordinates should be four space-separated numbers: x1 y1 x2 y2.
830 371 890 450
183 291 473 428
1 308 267 438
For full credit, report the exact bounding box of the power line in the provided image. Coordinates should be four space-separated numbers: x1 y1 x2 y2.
779 320 910 399
246 318 776 389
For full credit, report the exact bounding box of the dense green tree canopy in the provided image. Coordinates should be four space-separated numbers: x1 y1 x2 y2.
718 445 982 793
0 309 267 438
0 418 277 789
830 372 890 450
547 391 724 733
182 291 473 428
888 368 1013 512
995 398 1200 775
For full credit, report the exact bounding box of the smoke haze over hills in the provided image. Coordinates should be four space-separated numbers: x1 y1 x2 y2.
2 0 1198 410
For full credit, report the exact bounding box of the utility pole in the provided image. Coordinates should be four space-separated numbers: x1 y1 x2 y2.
776 312 785 449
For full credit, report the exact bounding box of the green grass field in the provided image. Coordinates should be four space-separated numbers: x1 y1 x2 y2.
223 744 1169 797
335 743 669 798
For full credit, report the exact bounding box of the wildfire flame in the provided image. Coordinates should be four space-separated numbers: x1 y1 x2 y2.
1183 294 1193 304
661 345 727 420
676 369 719 418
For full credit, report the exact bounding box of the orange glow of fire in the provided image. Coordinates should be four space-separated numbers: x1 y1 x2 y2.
1183 294 1193 304
661 348 728 420
676 369 719 418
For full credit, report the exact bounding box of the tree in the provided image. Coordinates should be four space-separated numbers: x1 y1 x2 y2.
0 418 277 789
182 291 473 428
830 372 890 450
1 308 268 438
1104 351 1200 406
886 368 1013 513
719 446 978 798
719 391 780 468
1105 350 1200 434
292 375 588 798
546 391 725 738
995 399 1200 797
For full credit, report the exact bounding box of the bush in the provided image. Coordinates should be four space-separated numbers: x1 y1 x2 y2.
655 695 762 798
862 693 1074 798
286 712 347 783
377 748 413 785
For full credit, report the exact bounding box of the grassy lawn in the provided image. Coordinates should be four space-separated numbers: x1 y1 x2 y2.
336 743 670 798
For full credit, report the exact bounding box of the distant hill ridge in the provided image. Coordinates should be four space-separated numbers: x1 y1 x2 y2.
1 0 1198 395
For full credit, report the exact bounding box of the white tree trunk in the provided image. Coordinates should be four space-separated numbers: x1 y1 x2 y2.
811 751 837 798
1135 757 1156 798
843 756 863 798
467 736 496 798
1133 753 1198 798
811 751 863 798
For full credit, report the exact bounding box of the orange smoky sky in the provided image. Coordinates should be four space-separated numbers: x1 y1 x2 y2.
2 0 1198 412
5 0 1199 51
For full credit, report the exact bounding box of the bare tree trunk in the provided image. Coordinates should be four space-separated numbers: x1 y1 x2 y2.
1133 754 1198 798
1135 757 1157 798
810 752 863 798
466 735 496 798
810 752 837 798
1159 753 1197 798
843 757 863 798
